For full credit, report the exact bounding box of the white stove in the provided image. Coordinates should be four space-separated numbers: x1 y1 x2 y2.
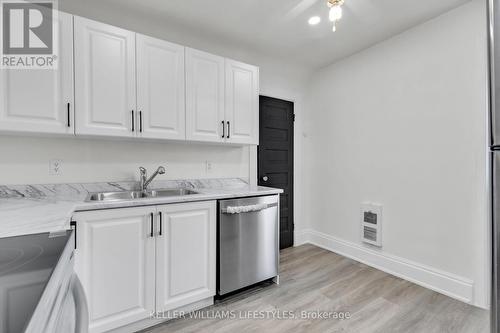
0 231 88 333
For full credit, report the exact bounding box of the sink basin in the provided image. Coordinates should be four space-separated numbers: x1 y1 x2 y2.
148 188 199 197
86 188 199 202
87 191 148 202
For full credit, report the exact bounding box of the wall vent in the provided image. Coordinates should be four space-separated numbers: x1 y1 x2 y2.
361 203 382 247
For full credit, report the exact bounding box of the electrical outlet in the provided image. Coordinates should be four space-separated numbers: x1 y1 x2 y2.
49 159 62 175
205 161 213 173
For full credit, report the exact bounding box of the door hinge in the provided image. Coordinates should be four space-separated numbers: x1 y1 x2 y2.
292 114 296 122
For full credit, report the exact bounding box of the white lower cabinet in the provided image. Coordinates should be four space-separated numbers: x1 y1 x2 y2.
74 201 216 333
156 202 216 312
74 207 156 333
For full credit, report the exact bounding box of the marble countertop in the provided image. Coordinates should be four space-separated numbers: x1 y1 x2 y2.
0 178 282 239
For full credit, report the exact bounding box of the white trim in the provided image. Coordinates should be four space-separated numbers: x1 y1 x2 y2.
108 297 213 333
294 229 309 247
295 229 479 307
249 146 257 186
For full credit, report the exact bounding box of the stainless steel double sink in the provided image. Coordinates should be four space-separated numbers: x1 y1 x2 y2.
86 188 199 202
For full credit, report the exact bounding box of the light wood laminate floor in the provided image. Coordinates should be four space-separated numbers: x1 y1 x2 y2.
143 244 489 333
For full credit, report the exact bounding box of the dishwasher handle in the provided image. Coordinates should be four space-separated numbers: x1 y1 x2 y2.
221 202 278 214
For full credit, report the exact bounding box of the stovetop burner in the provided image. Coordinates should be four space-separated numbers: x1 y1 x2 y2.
0 231 72 333
0 245 44 276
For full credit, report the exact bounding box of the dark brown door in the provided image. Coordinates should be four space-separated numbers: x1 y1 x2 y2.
258 96 294 249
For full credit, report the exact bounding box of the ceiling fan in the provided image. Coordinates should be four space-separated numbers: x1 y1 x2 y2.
285 0 368 33
327 0 344 32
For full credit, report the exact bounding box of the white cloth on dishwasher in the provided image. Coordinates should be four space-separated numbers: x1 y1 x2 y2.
226 203 268 214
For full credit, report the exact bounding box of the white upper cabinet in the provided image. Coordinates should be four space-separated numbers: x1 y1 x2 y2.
1 12 259 144
185 48 225 143
136 34 185 140
0 12 74 134
225 59 259 145
74 17 136 137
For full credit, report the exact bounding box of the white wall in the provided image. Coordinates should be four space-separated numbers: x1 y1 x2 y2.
0 136 250 184
302 0 489 307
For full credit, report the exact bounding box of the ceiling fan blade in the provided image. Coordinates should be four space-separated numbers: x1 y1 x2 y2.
284 0 319 20
344 0 379 19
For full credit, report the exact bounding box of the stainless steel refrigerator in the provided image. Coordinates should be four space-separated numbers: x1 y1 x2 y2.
491 0 500 331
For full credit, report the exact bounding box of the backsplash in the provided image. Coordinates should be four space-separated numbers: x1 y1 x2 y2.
0 135 250 185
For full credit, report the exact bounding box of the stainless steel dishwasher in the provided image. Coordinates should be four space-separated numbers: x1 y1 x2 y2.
218 195 279 296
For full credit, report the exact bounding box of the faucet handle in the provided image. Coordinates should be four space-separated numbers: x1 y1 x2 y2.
139 167 147 175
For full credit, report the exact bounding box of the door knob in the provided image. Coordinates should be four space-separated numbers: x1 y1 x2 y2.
262 176 269 182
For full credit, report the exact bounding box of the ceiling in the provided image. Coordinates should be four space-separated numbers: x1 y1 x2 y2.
89 0 471 69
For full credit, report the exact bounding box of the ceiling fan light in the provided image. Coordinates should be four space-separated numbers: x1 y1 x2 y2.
308 16 321 25
329 5 342 22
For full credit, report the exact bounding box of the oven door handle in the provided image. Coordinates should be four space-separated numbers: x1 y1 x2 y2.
72 275 89 333
221 202 278 214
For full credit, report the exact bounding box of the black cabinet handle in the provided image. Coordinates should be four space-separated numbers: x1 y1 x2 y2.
67 103 71 127
227 121 230 139
159 212 162 236
150 212 154 237
139 111 143 133
221 121 225 138
132 110 135 132
70 220 77 249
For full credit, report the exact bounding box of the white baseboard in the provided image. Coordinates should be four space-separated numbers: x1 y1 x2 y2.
295 229 478 307
109 297 214 333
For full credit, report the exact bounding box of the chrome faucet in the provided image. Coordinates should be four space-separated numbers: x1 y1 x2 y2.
139 166 166 192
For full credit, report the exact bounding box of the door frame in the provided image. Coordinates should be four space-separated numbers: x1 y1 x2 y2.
258 94 295 249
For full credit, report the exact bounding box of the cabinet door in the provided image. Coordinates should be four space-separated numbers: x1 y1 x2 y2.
185 48 225 143
0 12 74 134
74 207 155 333
74 16 136 137
156 201 216 312
137 34 185 140
225 59 259 144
